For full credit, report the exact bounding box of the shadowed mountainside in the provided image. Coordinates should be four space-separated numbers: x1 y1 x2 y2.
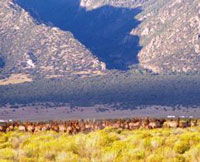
0 57 5 69
15 0 142 70
0 0 106 78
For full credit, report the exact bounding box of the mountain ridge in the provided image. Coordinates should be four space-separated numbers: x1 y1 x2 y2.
81 0 200 73
0 0 200 81
0 0 106 80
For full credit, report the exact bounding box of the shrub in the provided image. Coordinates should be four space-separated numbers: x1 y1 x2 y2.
174 141 190 154
0 127 200 161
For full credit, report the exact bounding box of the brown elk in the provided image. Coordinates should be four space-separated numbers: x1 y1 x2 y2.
140 118 150 129
6 123 15 132
179 120 190 128
113 120 121 129
51 123 59 133
58 123 67 132
191 119 198 127
163 118 179 128
0 124 7 132
18 125 27 132
41 123 51 131
26 124 35 133
148 119 162 129
128 119 141 130
34 122 43 132
0 118 198 134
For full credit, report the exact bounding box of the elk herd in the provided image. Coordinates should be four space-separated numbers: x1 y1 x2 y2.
0 118 198 134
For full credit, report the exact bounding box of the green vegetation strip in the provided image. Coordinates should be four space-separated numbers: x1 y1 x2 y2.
1 73 200 107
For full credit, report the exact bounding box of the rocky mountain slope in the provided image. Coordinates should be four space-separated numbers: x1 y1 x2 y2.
82 0 200 73
0 0 106 80
135 0 200 73
0 0 200 81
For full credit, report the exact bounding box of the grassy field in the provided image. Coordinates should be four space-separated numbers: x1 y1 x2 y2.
0 127 200 162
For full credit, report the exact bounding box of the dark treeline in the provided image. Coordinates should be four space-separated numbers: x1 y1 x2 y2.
1 72 200 108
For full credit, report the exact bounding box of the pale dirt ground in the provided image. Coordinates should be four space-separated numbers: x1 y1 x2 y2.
0 104 199 121
0 74 32 85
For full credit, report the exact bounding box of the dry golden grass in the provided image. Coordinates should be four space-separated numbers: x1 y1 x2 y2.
0 127 200 162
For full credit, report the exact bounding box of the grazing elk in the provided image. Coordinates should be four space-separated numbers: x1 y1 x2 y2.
6 123 15 132
0 118 198 134
179 120 190 128
191 119 198 127
148 119 162 129
26 123 35 133
0 124 7 132
58 123 67 133
42 123 51 131
163 118 180 128
18 124 27 132
140 118 150 129
128 119 141 130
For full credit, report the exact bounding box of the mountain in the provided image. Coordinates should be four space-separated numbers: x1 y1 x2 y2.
0 0 106 80
0 0 200 79
0 0 200 115
81 0 200 73
135 0 200 73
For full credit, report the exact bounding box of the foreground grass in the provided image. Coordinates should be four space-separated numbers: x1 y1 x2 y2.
0 127 200 162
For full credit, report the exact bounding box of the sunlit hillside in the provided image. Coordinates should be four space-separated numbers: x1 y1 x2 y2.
0 127 200 162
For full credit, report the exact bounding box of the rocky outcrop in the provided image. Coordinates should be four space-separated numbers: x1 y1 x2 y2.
80 0 149 10
0 0 106 78
81 0 200 73
134 0 200 73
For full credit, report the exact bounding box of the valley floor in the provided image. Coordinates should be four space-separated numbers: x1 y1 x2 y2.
0 105 199 121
